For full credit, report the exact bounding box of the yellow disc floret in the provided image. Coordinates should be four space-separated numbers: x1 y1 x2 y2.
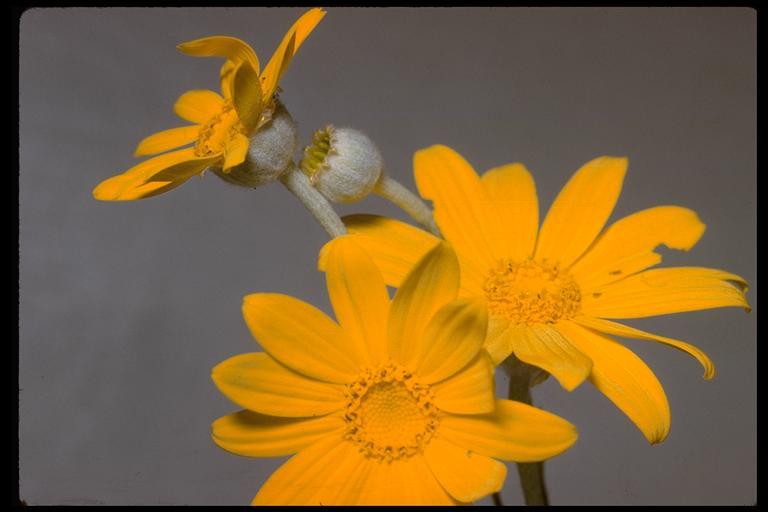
194 101 247 157
483 258 582 325
300 125 335 183
343 363 439 462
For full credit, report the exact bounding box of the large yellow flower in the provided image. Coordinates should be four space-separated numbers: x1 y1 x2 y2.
92 8 325 201
335 145 750 444
212 236 577 505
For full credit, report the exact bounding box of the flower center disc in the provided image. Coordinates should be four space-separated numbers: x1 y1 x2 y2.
343 364 439 462
194 101 247 157
483 259 581 325
300 125 335 183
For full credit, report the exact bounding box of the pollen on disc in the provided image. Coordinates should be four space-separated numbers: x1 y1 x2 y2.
343 364 439 462
483 258 582 325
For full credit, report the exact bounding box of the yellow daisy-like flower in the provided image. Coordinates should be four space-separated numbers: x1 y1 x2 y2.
334 145 750 444
212 236 577 505
92 8 325 201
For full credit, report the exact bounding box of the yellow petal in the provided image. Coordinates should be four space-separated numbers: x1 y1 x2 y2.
324 214 439 288
332 214 485 296
582 267 750 319
432 352 495 415
481 163 539 262
173 89 225 124
218 60 236 101
414 145 498 269
570 206 706 289
212 410 343 457
415 298 488 384
387 242 460 368
573 315 715 379
260 8 326 100
231 62 263 134
423 436 506 503
177 35 260 76
93 175 180 201
92 148 218 201
242 294 363 383
358 456 460 505
222 132 250 171
322 236 389 365
177 36 260 101
556 320 670 444
134 125 201 157
440 399 578 462
252 436 369 505
484 316 514 365
534 156 628 267
510 324 593 391
211 353 346 417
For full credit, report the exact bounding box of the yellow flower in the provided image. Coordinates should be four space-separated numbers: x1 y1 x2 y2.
92 8 325 201
212 236 577 505
334 145 750 444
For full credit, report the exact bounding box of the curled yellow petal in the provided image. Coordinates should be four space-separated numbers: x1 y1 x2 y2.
574 315 715 379
557 320 670 444
582 267 750 319
260 8 326 100
231 62 263 134
177 35 260 76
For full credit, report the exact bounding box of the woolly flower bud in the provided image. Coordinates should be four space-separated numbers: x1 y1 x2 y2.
213 102 298 188
300 126 383 204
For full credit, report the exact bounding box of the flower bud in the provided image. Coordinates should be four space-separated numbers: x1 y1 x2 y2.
300 126 383 204
212 101 298 188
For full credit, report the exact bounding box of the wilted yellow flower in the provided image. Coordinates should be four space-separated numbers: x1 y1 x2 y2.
336 145 750 444
212 236 576 505
92 8 325 201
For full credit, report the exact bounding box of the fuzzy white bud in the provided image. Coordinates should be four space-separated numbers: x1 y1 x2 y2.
300 126 384 204
213 102 298 188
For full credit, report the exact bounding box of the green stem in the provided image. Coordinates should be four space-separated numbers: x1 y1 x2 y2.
506 357 549 506
279 163 346 238
373 173 440 236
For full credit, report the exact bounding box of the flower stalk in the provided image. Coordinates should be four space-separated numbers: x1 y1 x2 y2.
279 163 346 238
504 355 550 506
374 173 440 236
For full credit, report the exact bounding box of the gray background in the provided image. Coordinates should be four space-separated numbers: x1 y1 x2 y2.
19 7 756 505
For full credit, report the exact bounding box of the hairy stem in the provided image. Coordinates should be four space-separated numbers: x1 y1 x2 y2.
373 173 440 236
279 163 346 238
